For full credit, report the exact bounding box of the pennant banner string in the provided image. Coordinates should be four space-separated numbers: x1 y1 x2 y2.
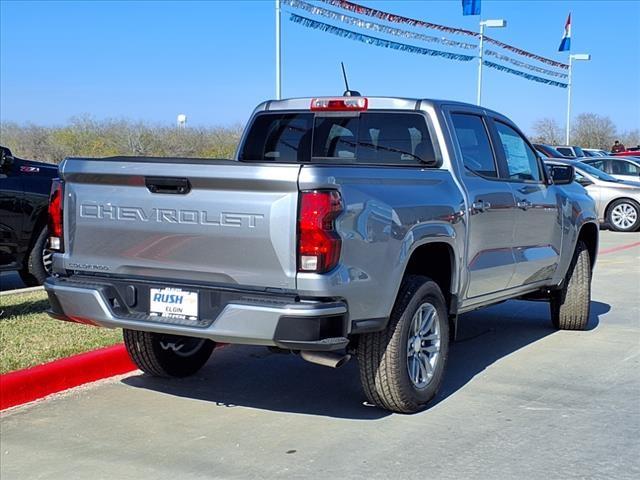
319 0 478 37
483 60 568 88
485 50 568 78
289 13 476 62
284 0 477 50
320 0 569 69
289 13 568 89
285 0 567 79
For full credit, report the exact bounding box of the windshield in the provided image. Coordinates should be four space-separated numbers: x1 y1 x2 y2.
575 162 619 182
239 111 436 165
542 145 567 157
573 146 585 157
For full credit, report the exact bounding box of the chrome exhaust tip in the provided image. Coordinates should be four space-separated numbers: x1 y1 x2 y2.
300 351 351 368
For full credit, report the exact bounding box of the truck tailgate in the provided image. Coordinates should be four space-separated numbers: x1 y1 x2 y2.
60 158 300 289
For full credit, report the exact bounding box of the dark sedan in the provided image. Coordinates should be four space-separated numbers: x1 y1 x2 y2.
533 143 574 159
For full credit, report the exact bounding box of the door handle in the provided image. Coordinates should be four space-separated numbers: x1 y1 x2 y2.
145 177 191 195
517 199 532 210
471 200 491 214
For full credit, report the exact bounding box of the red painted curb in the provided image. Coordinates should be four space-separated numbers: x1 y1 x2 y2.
0 344 135 410
599 241 640 256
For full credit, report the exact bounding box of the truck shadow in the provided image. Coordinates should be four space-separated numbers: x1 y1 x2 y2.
122 299 608 420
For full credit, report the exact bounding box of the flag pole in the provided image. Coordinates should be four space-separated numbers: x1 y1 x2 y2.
476 20 485 106
565 54 573 145
275 0 282 100
476 18 506 106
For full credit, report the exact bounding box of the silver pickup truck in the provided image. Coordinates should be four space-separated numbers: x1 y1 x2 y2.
45 96 599 413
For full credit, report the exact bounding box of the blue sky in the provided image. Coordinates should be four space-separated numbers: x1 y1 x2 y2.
1 0 639 135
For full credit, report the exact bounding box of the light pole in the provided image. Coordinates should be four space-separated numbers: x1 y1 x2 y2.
565 53 591 145
477 19 506 106
275 0 282 100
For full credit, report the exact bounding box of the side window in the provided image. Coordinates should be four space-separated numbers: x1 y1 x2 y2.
494 122 542 182
556 147 573 156
588 159 606 171
613 160 640 175
451 114 498 178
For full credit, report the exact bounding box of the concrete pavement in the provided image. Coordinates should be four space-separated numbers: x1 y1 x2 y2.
1 230 639 479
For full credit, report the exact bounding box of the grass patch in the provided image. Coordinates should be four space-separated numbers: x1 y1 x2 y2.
0 290 122 374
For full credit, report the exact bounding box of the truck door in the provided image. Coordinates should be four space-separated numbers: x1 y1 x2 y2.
0 150 25 270
489 119 562 287
449 112 517 298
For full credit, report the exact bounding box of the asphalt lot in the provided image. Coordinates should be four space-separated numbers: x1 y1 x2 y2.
1 230 639 480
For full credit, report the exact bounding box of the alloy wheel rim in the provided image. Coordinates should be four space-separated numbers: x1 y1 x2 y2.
42 248 53 275
406 303 441 389
611 203 638 230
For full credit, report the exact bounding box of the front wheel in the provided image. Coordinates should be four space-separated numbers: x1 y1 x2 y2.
357 275 449 414
606 199 640 232
549 240 591 330
123 330 215 377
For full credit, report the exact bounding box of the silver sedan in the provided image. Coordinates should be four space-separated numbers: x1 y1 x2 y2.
581 156 640 183
545 159 640 232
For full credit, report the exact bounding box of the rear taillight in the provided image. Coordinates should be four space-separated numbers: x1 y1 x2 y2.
48 179 63 252
310 97 368 111
298 190 343 273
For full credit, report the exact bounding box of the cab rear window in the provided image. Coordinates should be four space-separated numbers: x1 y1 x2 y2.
239 112 436 166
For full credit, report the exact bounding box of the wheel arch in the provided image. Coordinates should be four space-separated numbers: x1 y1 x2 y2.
400 239 459 338
577 221 599 269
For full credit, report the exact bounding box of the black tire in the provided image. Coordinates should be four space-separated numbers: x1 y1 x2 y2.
123 329 215 378
550 240 591 330
357 275 449 414
606 198 640 232
19 226 52 287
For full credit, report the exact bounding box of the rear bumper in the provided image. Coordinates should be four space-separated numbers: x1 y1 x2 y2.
44 276 349 351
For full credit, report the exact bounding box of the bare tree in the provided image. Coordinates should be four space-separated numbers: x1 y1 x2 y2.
619 129 640 150
571 113 617 149
531 118 563 145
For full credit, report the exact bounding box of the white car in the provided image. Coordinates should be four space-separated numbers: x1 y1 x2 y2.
545 159 640 232
582 156 640 183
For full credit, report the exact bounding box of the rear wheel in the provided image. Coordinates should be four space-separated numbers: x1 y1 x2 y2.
549 241 591 330
357 275 449 413
123 330 215 377
606 199 640 232
19 226 53 287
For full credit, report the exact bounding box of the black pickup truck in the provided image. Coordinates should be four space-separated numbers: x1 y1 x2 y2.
0 146 58 286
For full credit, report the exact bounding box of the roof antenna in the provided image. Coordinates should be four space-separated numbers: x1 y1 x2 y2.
341 62 361 97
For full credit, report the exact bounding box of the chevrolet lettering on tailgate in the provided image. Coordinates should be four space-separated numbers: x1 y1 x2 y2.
80 203 264 228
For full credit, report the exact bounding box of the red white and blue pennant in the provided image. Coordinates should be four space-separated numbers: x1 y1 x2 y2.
284 0 569 88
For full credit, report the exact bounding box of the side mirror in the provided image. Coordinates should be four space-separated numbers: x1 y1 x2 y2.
549 164 575 185
576 176 593 187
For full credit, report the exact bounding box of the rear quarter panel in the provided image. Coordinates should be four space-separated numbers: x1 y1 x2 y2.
297 165 465 323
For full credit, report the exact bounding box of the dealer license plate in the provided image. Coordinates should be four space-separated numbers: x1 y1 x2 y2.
149 288 199 320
